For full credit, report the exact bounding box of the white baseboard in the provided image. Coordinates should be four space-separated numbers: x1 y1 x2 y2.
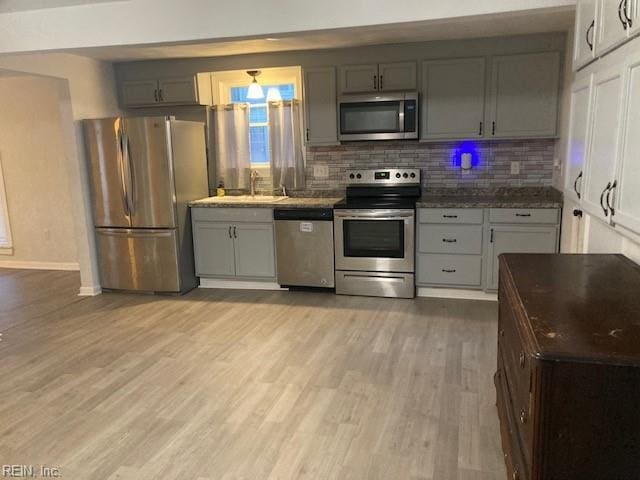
199 278 286 291
78 285 102 296
0 260 80 271
417 287 497 302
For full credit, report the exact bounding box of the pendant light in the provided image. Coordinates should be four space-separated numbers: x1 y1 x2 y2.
266 87 282 102
246 70 264 99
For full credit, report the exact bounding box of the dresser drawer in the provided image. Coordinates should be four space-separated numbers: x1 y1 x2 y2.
417 254 482 286
489 208 559 224
418 208 484 224
418 224 483 254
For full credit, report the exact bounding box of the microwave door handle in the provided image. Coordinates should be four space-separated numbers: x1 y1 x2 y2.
398 100 405 134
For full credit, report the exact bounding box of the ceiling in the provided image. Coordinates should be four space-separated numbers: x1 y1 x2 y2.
71 7 574 62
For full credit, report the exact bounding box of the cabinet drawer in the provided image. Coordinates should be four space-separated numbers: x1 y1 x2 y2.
417 254 482 286
418 208 483 224
489 208 559 224
191 207 273 223
418 224 482 254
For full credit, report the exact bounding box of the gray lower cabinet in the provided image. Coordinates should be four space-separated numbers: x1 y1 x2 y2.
417 207 560 292
192 208 276 280
486 225 558 290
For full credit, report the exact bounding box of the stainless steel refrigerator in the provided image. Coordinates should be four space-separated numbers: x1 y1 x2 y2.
83 116 208 293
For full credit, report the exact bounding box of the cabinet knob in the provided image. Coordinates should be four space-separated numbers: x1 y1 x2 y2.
573 208 583 218
512 468 520 480
519 351 526 368
499 329 505 337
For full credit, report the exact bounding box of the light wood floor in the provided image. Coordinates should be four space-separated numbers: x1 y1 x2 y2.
0 269 505 480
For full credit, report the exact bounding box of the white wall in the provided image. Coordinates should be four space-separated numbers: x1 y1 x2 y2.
0 0 575 54
0 76 78 268
0 53 120 294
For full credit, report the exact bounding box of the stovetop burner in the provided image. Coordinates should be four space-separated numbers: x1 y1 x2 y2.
334 168 421 210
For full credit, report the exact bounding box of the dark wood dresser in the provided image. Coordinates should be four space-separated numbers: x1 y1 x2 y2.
496 254 640 480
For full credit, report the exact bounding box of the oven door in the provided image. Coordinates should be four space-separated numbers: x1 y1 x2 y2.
334 209 415 272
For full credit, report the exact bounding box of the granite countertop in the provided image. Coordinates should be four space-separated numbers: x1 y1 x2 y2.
189 196 343 209
416 187 563 209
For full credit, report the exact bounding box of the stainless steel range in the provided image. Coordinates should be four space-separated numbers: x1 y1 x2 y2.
333 168 421 298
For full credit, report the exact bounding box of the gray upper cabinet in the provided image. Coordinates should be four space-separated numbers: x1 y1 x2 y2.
486 225 558 290
303 67 338 145
234 223 276 278
488 52 560 138
597 0 631 56
574 0 598 70
339 62 417 93
421 57 486 140
121 73 212 108
378 62 417 91
339 64 378 93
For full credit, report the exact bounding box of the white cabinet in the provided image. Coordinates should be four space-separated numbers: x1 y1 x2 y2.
378 62 417 91
597 0 632 56
193 222 236 277
234 223 276 278
339 62 417 93
582 65 624 221
612 51 640 234
303 67 338 145
421 58 486 140
121 73 212 108
486 225 559 290
574 0 599 70
564 75 593 203
488 52 560 138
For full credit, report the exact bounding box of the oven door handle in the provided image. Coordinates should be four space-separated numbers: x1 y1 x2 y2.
334 210 414 219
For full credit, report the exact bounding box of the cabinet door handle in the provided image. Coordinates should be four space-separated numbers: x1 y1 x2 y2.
491 121 496 136
233 226 237 238
158 89 164 102
586 20 595 51
490 228 495 243
442 238 457 243
573 170 583 199
228 226 232 238
600 182 612 216
373 75 377 90
154 89 159 102
624 0 633 27
442 268 457 273
379 75 383 90
478 121 483 136
442 214 458 219
519 408 528 424
619 0 629 29
606 179 618 216
519 351 526 368
515 213 532 217
306 128 310 142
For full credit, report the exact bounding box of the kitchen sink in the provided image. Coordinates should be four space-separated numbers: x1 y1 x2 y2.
204 195 289 203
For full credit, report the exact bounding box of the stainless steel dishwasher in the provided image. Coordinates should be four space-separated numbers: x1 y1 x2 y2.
274 208 335 288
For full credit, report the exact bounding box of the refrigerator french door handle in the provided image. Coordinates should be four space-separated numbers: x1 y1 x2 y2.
116 126 130 217
122 127 136 215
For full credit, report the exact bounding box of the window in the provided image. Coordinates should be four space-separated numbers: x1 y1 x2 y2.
230 84 295 166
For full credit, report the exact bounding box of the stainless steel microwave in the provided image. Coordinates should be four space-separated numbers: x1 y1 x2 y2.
338 92 418 141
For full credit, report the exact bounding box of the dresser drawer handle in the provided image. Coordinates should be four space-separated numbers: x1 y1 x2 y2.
442 214 458 219
442 238 457 243
520 408 528 424
515 213 532 217
442 268 457 273
519 351 526 368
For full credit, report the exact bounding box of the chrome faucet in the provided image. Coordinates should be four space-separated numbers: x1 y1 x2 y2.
250 170 258 196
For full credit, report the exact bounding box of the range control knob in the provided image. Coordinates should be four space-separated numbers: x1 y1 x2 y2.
349 173 355 179
403 173 409 178
396 173 402 178
356 173 362 179
410 172 416 178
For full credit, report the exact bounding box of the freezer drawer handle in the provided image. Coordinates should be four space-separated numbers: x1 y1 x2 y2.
442 214 458 219
515 213 531 217
442 238 457 243
442 268 457 273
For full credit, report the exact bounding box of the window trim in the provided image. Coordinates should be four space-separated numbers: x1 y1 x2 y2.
0 155 13 255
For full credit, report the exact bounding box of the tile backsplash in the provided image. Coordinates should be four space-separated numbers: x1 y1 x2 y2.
297 139 556 194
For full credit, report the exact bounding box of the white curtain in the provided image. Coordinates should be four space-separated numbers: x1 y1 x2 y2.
211 103 251 190
269 100 305 191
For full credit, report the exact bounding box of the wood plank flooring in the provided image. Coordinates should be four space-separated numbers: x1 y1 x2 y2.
0 269 505 480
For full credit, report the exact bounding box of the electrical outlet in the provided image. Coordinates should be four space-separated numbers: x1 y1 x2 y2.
510 161 521 175
313 165 329 178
